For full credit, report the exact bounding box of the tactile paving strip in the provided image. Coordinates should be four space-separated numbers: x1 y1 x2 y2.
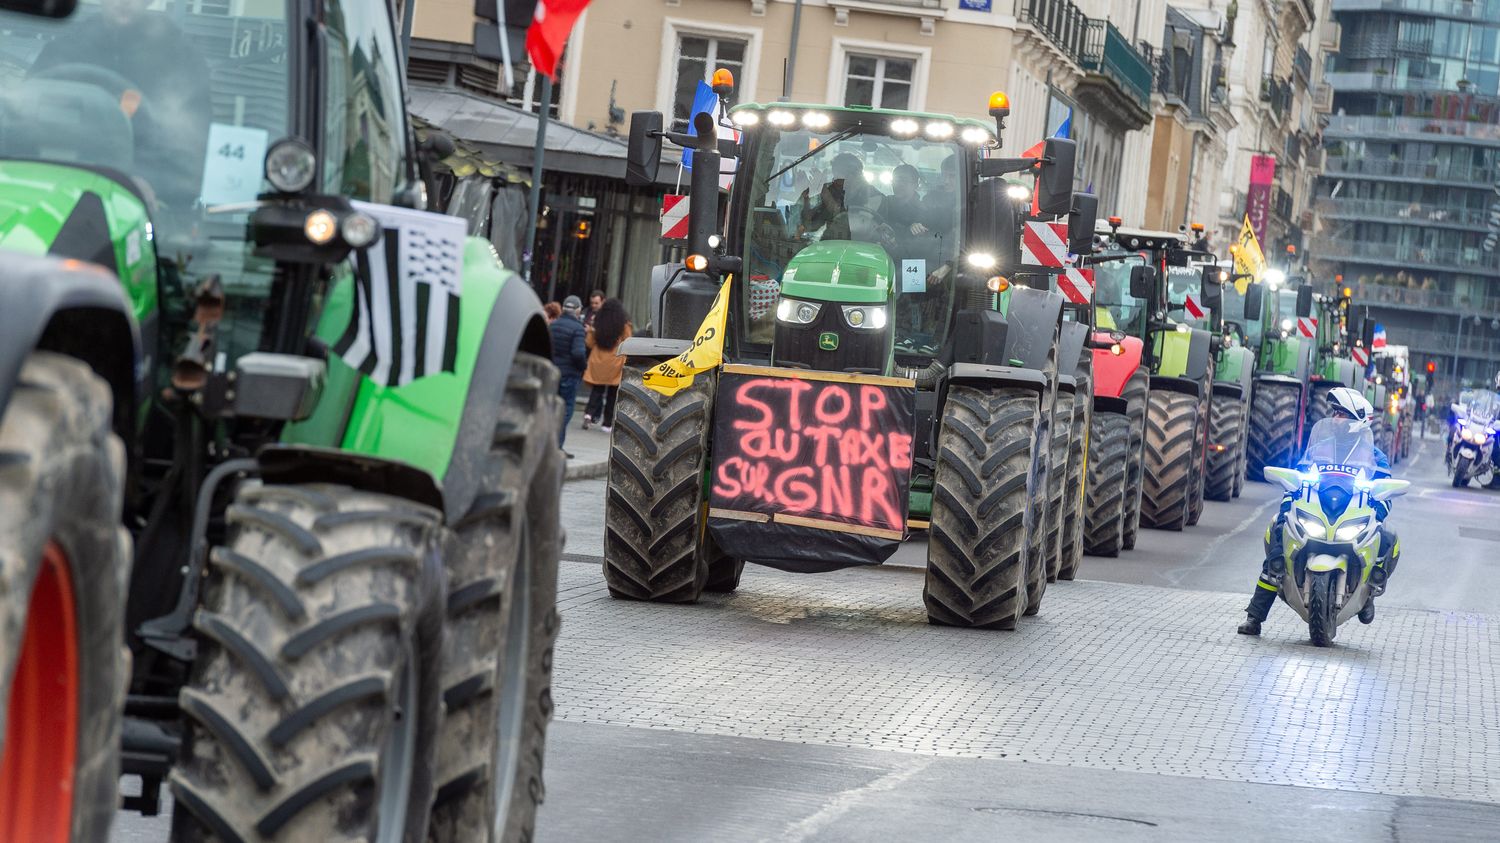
553 561 1500 803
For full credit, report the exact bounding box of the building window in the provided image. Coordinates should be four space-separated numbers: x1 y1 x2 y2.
670 34 746 131
842 53 914 109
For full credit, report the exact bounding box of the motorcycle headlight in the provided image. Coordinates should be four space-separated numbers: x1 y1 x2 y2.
1296 513 1325 538
1334 517 1371 542
776 298 822 325
841 305 887 330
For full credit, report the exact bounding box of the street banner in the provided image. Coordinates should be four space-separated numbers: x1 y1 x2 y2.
1246 155 1276 245
640 275 732 397
708 365 916 572
1233 215 1267 289
525 0 591 79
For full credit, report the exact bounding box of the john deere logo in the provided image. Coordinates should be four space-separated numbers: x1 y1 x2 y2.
818 332 839 351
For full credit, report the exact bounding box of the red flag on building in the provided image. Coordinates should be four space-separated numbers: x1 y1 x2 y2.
526 0 590 79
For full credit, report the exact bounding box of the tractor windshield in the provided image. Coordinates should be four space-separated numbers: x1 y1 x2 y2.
1165 264 1211 330
736 121 966 355
1090 254 1147 334
1219 279 1262 349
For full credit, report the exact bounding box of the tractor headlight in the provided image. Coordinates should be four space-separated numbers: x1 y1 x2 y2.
1296 513 1325 538
841 305 887 330
341 212 380 249
967 252 997 270
1334 517 1371 542
303 209 338 245
265 137 317 193
776 298 821 325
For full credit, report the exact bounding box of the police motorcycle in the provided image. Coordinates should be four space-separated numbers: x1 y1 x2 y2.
1448 390 1499 488
1264 418 1410 646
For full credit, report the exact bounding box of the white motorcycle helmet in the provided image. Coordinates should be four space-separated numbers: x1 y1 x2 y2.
1328 386 1375 431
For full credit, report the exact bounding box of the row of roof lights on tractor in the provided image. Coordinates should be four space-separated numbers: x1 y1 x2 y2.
731 109 993 145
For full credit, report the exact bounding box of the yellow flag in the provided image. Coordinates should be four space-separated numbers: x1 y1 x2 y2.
1232 215 1267 293
640 274 733 397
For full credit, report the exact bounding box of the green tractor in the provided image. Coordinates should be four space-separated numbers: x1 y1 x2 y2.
1245 276 1318 480
1301 286 1365 452
0 0 562 839
1202 270 1258 502
608 86 1099 628
1084 224 1223 534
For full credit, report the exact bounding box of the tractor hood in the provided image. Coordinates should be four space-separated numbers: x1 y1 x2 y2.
779 240 893 305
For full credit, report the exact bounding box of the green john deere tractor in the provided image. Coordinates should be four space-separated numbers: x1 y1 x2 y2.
609 85 1100 628
0 0 562 839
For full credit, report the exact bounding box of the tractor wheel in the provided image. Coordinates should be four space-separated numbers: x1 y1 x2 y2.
1042 391 1073 585
1186 404 1207 527
1021 327 1061 616
1232 408 1248 499
703 544 746 593
1248 382 1300 481
0 352 129 843
1305 384 1332 450
1205 395 1246 502
603 366 713 602
1082 412 1129 557
1140 391 1198 531
925 386 1042 629
430 352 563 843
1120 366 1148 550
170 484 445 842
1057 397 1089 580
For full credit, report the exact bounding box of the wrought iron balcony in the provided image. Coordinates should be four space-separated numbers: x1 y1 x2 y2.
1017 0 1088 64
1294 45 1313 85
1079 19 1153 112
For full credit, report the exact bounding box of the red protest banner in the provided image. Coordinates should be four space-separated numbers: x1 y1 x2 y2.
707 365 916 571
1246 155 1276 246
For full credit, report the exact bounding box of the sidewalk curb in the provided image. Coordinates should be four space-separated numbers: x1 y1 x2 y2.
566 460 608 482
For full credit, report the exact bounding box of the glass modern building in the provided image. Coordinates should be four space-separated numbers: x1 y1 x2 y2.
1314 0 1500 390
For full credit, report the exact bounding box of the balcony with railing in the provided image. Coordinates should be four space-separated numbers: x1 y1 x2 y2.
1273 186 1296 223
1312 81 1333 113
1396 327 1500 361
1342 279 1500 318
1260 75 1293 121
1293 45 1313 85
1315 197 1490 228
1073 18 1153 128
1325 114 1500 144
1323 155 1497 185
1017 0 1089 65
1330 0 1500 23
1314 236 1500 274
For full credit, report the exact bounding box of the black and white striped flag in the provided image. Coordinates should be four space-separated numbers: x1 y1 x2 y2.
333 202 467 387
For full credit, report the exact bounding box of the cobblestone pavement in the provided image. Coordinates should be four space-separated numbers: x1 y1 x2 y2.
554 559 1500 804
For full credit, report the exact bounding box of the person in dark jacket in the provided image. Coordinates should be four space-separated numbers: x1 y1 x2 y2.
550 295 588 453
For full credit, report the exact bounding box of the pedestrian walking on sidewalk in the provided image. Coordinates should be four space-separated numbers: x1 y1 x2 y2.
582 298 632 433
551 295 588 454
544 301 562 323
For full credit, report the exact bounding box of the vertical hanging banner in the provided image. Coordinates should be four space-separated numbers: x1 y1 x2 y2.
1246 155 1277 246
707 365 916 572
1233 215 1268 287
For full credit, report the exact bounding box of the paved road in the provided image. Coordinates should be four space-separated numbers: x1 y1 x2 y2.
113 433 1500 841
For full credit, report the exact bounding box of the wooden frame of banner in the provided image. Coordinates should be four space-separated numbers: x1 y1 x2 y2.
708 507 905 541
719 363 916 389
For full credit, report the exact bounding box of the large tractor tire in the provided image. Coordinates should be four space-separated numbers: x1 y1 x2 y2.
1041 391 1073 585
1057 396 1089 580
1139 391 1199 531
1082 412 1130 557
1305 385 1332 450
1120 367 1149 550
1232 413 1248 498
603 366 714 602
925 386 1042 629
1185 405 1207 527
0 352 129 843
1248 382 1301 481
171 484 445 842
430 353 563 843
1021 329 1061 616
1205 395 1247 502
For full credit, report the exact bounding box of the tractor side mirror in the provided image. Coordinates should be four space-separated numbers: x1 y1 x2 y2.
626 111 664 187
1037 137 1077 217
968 178 1020 273
1129 265 1157 300
1068 192 1097 255
1295 284 1314 318
0 0 76 18
1242 280 1263 321
1199 265 1224 313
1361 315 1375 350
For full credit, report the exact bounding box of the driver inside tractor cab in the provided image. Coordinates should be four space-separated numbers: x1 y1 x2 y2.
26 0 212 212
739 117 965 358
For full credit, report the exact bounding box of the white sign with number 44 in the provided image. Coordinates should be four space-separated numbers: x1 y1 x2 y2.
199 123 270 207
901 259 926 293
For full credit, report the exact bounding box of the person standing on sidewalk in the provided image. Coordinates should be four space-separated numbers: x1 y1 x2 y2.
550 295 588 455
582 298 632 432
584 289 605 328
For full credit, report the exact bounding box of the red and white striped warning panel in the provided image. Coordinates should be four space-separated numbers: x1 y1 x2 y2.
660 194 689 240
1059 266 1093 304
1351 346 1369 366
1184 292 1206 319
1297 316 1318 338
1021 221 1069 267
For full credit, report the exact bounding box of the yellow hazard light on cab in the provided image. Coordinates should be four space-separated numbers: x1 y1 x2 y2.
1110 343 1124 356
685 254 709 272
711 68 735 94
1107 215 1122 227
987 276 1009 293
1343 286 1353 298
1191 222 1205 233
988 91 1010 116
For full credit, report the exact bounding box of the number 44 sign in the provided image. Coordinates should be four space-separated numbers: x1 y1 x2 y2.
199 123 270 206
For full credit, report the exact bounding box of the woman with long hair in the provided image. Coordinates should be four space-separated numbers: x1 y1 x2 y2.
582 298 632 431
